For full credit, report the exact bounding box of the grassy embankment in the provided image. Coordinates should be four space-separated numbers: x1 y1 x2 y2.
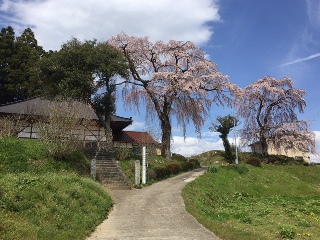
183 154 320 240
0 138 112 240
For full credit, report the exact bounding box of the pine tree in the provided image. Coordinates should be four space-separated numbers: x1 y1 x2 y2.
0 26 15 104
0 26 45 104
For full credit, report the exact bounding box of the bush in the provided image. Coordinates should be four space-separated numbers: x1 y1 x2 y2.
208 165 219 173
166 162 181 174
180 161 192 171
152 159 199 180
278 225 296 239
148 169 157 180
264 155 298 165
153 166 170 179
114 145 132 160
245 157 261 167
188 159 201 169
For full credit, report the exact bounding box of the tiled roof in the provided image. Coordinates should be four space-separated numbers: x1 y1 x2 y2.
0 96 132 122
0 97 95 119
113 131 159 144
0 97 133 131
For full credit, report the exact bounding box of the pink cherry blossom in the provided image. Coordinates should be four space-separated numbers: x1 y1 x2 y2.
236 76 316 156
109 33 239 159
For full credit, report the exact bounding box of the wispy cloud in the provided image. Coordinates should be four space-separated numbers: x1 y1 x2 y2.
281 52 320 67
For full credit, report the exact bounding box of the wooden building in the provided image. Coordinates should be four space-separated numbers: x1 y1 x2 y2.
0 97 160 154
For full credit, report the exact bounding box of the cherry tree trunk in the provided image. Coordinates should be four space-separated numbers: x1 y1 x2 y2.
160 116 172 160
260 136 268 156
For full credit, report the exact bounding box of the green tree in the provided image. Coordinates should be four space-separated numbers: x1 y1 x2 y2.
0 26 15 104
12 28 45 100
210 114 239 163
0 26 44 104
40 38 129 136
90 42 129 133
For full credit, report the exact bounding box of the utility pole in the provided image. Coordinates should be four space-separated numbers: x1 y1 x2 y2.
234 119 238 164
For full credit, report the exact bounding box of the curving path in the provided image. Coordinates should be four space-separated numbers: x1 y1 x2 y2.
86 168 219 240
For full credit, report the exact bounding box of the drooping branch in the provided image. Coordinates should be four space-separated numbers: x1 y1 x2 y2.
236 76 314 156
109 33 240 159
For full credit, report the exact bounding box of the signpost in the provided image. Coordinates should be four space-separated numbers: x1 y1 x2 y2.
142 146 146 184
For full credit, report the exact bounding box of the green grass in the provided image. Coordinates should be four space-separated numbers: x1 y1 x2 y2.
190 149 305 167
183 164 320 240
0 138 113 240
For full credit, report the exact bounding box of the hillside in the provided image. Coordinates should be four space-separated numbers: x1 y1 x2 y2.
0 138 112 240
188 150 227 166
183 164 320 239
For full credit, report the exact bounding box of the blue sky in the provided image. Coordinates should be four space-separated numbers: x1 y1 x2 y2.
1 0 319 161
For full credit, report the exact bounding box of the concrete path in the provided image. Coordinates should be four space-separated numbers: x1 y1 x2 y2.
86 168 219 240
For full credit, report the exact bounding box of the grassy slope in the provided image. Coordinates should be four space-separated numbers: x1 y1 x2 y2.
0 138 112 240
183 164 320 240
188 150 227 166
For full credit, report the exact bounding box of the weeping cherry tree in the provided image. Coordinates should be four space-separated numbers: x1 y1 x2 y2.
109 33 240 159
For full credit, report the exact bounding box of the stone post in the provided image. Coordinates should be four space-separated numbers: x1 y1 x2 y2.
91 158 96 181
135 160 141 185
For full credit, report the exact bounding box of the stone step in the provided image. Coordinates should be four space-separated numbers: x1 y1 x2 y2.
85 148 133 190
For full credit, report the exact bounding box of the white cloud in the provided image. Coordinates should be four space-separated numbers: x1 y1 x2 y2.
310 130 320 163
202 131 220 138
0 0 221 50
124 120 145 131
171 135 223 157
281 52 320 67
307 0 320 28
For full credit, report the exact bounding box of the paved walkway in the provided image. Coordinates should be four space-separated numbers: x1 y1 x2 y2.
86 168 219 240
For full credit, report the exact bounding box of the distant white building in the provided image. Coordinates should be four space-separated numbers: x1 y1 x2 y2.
249 141 309 162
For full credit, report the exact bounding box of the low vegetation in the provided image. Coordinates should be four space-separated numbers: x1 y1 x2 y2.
2 138 318 240
0 138 113 240
188 150 228 166
183 164 320 240
118 153 201 186
190 149 310 167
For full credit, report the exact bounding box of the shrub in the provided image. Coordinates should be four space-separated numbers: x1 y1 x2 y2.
188 159 201 169
182 161 193 171
148 169 157 180
114 145 132 160
278 225 296 239
245 157 261 167
208 165 219 173
153 166 170 179
166 162 181 174
265 155 298 165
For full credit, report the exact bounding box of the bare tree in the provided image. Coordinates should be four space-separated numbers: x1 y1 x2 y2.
37 98 92 159
236 76 316 156
109 33 240 159
0 115 17 137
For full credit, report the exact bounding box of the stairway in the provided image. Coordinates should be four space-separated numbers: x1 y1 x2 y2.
85 148 132 190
